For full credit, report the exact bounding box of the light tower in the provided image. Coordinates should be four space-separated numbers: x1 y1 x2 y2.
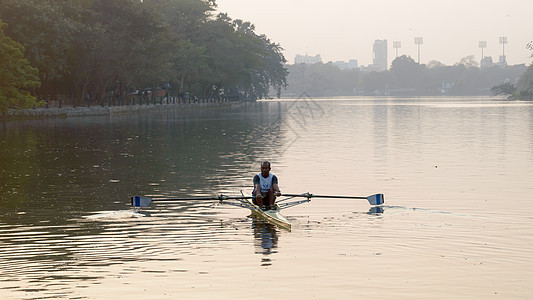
393 41 401 58
499 36 508 65
414 37 423 64
478 41 487 59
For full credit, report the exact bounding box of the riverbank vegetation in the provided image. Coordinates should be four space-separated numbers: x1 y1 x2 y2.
511 42 533 99
0 0 287 114
283 55 529 98
490 42 533 100
0 20 41 115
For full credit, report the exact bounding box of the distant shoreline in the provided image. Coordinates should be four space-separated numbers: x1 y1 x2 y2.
1 101 243 121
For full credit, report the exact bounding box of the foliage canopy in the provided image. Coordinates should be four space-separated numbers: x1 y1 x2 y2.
0 20 41 115
0 0 287 110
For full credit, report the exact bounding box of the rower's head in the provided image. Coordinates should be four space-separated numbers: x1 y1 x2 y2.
260 161 271 177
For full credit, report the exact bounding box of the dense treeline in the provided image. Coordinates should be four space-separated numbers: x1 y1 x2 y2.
0 0 287 114
283 55 529 97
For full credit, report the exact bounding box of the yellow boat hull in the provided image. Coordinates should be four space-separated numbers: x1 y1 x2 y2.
249 202 291 231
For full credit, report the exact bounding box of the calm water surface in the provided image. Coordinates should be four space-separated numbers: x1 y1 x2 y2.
1 97 532 299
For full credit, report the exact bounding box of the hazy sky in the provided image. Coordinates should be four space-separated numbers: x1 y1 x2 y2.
215 0 532 67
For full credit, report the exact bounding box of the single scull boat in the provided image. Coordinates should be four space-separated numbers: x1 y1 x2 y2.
131 193 384 231
241 199 291 231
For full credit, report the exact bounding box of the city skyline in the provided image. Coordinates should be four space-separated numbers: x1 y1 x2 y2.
215 0 532 67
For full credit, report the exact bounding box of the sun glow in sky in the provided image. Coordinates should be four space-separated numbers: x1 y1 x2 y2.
215 0 532 67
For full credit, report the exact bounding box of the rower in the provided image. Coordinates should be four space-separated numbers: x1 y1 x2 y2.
253 161 281 210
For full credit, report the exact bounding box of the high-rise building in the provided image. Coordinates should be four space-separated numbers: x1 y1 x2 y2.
373 40 388 71
294 54 322 64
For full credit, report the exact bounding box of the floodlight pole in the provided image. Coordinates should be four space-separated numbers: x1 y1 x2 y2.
393 41 401 58
478 41 487 59
499 36 507 59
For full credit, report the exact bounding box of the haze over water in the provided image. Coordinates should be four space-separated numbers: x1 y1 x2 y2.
216 0 533 66
1 96 532 299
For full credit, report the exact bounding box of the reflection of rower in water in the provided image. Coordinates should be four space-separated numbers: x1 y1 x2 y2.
253 161 281 211
252 218 279 263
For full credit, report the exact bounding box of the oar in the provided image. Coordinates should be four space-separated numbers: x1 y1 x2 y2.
131 195 253 208
281 193 384 205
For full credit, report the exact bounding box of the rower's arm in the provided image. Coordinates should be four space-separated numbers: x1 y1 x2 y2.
272 175 281 195
254 183 262 197
252 175 261 196
253 175 262 197
273 183 281 196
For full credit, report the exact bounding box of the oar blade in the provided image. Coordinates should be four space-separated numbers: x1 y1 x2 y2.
367 194 384 205
131 195 152 208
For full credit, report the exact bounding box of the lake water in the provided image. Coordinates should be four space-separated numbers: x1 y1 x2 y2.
1 96 532 299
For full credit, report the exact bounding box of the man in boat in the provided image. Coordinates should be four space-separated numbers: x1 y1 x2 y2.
253 161 281 210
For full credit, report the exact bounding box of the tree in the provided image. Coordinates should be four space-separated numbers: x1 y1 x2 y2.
457 55 479 68
362 71 392 94
67 0 161 105
0 0 76 97
284 63 359 97
390 55 426 91
190 12 287 99
146 0 215 96
0 0 288 104
491 81 516 96
515 65 533 99
0 20 41 115
427 60 446 69
514 43 533 99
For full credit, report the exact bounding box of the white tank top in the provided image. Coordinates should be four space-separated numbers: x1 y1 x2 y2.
258 173 274 193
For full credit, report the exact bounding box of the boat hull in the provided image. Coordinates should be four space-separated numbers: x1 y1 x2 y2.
249 202 291 231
